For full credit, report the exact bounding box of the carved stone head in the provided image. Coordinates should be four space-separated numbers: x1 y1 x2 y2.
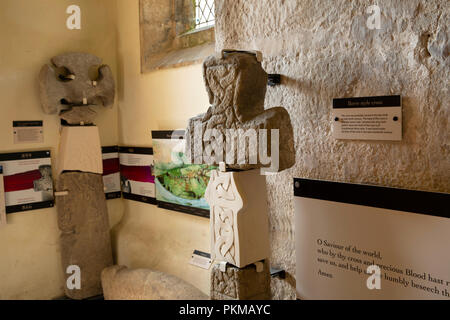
39 52 115 124
203 50 268 123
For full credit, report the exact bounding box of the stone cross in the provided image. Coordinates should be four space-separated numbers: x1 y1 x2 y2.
39 52 114 299
186 50 295 172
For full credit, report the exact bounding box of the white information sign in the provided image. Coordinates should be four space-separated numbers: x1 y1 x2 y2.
294 178 450 300
332 96 402 141
13 121 44 144
189 250 212 270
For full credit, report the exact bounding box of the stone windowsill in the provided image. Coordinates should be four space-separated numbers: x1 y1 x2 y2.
142 43 215 72
141 27 215 73
181 25 215 36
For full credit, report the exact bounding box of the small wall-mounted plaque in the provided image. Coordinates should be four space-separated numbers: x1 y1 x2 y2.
13 121 44 144
332 96 402 141
189 250 212 270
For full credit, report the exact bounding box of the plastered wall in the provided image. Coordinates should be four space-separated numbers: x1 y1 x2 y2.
0 0 211 299
114 0 212 295
0 0 121 299
214 0 449 299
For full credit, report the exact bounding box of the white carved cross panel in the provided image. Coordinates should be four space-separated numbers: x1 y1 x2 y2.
205 170 243 266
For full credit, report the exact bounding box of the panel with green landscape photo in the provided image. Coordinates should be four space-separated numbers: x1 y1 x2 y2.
151 131 217 218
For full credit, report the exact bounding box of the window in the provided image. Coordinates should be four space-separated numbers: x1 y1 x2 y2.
139 0 215 72
195 0 215 29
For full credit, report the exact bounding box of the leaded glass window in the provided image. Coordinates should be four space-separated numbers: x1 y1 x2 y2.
195 0 215 29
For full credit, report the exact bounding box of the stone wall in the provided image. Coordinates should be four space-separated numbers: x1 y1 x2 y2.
215 0 449 299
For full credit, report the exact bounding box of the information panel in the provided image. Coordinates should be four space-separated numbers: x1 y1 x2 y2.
13 121 44 144
102 146 121 200
294 178 449 300
119 147 156 204
0 151 54 214
152 131 215 218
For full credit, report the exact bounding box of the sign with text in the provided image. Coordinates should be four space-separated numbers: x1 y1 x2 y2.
152 131 215 219
102 146 121 200
0 151 54 214
13 121 44 144
332 95 402 141
189 250 212 270
119 147 156 204
294 178 450 300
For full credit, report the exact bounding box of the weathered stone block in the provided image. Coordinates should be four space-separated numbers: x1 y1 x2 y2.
56 172 113 300
57 126 103 175
211 260 271 300
101 265 208 300
60 107 97 126
39 52 115 124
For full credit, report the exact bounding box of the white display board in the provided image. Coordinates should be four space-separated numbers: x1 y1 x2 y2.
294 178 450 300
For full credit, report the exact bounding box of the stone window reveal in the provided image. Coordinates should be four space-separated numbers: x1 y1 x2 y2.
139 0 215 73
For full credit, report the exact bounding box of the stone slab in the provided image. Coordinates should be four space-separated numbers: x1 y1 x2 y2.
56 172 113 300
101 265 209 300
60 107 97 126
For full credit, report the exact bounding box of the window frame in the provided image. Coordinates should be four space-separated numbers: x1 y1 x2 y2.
194 0 215 30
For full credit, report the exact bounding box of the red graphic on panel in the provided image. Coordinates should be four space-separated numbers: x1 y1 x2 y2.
3 170 41 192
120 165 154 183
103 158 120 176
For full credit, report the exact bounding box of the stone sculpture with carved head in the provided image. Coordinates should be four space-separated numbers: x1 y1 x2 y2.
39 52 115 125
38 52 114 299
186 50 295 172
